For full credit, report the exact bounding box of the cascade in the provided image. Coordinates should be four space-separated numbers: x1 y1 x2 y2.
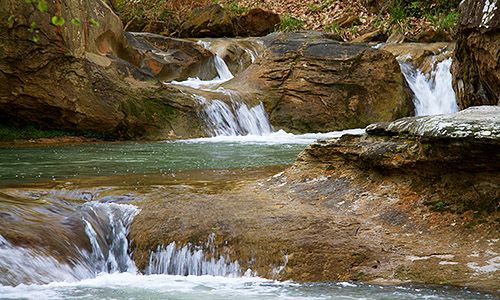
169 41 273 137
194 93 273 136
0 201 139 286
147 234 248 277
79 202 139 274
399 57 458 116
0 235 94 285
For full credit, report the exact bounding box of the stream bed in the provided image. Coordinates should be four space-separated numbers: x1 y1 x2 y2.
0 133 498 299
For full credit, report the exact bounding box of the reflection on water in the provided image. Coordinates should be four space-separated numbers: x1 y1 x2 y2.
0 141 304 185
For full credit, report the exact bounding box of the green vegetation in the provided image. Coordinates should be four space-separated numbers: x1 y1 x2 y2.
428 11 459 30
276 14 305 32
307 2 321 12
0 125 71 142
389 0 407 25
225 1 249 14
16 0 100 43
324 22 341 34
388 0 460 30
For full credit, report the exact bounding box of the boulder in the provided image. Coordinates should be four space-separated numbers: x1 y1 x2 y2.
179 4 236 38
235 8 280 37
453 0 500 109
0 0 206 139
179 4 280 38
121 32 217 81
225 32 414 133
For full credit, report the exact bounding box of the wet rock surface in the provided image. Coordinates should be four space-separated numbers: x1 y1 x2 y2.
225 32 414 133
381 42 455 73
128 108 499 292
453 0 500 109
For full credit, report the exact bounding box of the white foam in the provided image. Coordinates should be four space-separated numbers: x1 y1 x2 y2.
0 273 296 300
178 128 365 145
170 55 234 89
399 58 458 116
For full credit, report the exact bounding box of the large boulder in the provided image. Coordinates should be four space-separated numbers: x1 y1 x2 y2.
453 0 500 108
179 4 279 38
179 4 236 38
0 0 206 139
225 32 414 133
120 32 217 81
235 8 280 37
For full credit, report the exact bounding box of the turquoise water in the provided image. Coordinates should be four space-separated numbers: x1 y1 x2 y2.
0 141 304 185
1 135 497 300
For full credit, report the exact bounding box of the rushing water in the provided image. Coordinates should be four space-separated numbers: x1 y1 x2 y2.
0 201 139 286
399 57 459 116
0 274 496 300
194 93 273 136
147 234 245 277
1 40 493 299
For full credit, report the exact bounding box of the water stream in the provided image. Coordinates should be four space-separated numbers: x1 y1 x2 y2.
0 41 487 299
399 57 459 116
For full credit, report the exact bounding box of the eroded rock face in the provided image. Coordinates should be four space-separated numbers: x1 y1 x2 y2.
121 32 217 81
129 107 499 292
381 42 455 73
225 32 414 133
453 0 500 109
0 0 205 139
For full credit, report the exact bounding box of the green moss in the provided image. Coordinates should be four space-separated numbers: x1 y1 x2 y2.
354 271 365 281
0 124 108 142
144 98 176 120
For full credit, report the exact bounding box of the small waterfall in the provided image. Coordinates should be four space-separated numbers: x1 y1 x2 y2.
214 55 234 81
170 40 274 137
400 57 458 116
79 202 139 274
0 235 94 285
0 201 139 286
195 94 273 136
147 234 247 277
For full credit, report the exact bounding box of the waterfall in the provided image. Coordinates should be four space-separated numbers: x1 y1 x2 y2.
79 202 139 274
169 41 275 137
0 201 139 286
147 234 248 277
0 235 94 285
214 55 234 81
195 93 273 136
399 57 458 116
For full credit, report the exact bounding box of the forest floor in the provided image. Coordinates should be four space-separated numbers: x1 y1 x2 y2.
116 0 460 41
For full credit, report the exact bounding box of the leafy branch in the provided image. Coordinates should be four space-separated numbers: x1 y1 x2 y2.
14 0 100 43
